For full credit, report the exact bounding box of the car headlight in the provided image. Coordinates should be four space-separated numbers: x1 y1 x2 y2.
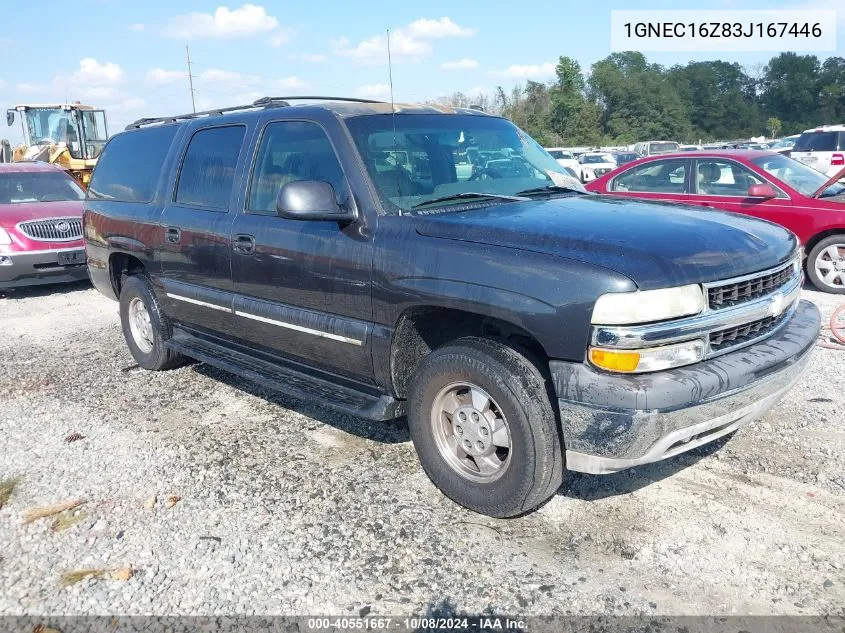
591 284 705 325
589 339 706 373
0 227 11 246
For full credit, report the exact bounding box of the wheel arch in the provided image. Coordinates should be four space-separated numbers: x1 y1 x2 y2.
388 304 551 400
108 251 147 298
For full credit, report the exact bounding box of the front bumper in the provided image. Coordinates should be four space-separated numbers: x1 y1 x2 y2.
0 248 89 289
551 299 820 474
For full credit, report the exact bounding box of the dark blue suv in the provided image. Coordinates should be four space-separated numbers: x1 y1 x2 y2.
83 97 820 517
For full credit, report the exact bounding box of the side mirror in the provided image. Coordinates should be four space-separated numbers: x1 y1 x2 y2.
6 110 15 126
275 180 356 222
747 183 777 199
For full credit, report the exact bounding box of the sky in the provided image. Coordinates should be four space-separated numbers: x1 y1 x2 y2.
0 0 842 143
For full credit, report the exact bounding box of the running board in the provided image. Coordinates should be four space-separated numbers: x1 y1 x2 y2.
167 331 405 421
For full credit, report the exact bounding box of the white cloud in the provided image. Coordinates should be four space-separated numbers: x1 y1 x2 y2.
267 32 290 47
465 85 491 98
72 58 125 85
146 68 185 85
234 91 265 104
441 58 478 71
491 62 556 80
199 68 261 84
405 17 475 39
16 82 46 93
335 16 475 65
77 86 120 100
112 97 147 112
356 83 391 100
291 53 327 63
131 23 145 32
275 76 306 90
163 3 279 40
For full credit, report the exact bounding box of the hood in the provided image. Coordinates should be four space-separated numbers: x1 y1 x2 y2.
813 166 845 198
0 200 83 228
413 195 798 290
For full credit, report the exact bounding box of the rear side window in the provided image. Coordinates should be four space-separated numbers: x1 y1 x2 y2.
793 132 841 152
611 159 689 193
88 126 178 202
176 126 246 210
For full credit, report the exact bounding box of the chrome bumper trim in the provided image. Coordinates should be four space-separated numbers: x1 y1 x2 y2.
562 327 815 475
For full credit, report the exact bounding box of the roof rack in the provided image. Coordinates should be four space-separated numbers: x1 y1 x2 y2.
126 95 386 130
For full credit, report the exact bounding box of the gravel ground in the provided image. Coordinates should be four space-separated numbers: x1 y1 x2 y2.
0 280 843 617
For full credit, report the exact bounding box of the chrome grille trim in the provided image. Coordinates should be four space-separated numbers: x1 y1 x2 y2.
16 217 83 242
703 258 799 310
591 259 802 359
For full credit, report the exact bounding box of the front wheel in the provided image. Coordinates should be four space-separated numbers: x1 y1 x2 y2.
407 337 564 517
807 236 845 294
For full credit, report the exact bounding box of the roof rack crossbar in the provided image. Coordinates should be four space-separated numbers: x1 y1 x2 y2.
126 95 386 130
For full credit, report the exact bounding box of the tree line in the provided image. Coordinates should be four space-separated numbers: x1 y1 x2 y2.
438 52 845 147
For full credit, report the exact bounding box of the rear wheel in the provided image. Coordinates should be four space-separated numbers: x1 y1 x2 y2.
407 337 564 517
119 275 186 370
807 235 845 294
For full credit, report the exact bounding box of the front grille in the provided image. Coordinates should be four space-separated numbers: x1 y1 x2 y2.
17 218 83 242
707 262 795 310
709 312 788 351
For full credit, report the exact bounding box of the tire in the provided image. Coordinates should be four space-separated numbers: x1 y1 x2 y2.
119 274 186 370
806 235 845 294
407 337 564 517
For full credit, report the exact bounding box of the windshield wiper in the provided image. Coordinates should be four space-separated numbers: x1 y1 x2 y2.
412 192 528 210
516 185 587 197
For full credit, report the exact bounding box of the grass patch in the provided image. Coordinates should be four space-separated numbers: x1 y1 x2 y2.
51 511 89 533
0 477 20 509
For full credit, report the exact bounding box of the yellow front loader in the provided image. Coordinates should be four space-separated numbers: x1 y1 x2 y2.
1 103 109 189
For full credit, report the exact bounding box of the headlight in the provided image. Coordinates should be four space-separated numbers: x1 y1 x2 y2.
589 339 706 373
0 227 11 246
592 284 705 325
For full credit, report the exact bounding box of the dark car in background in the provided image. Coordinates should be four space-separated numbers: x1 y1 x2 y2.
84 98 819 517
585 150 845 293
612 151 639 166
0 162 88 289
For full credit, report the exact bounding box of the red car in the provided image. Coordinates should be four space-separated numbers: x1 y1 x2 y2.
0 162 88 289
585 150 845 293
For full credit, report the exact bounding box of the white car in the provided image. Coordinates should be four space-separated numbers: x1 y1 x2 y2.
545 148 581 180
578 152 617 182
790 125 845 177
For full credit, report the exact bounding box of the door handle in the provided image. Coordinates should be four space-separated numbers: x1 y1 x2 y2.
233 234 256 255
165 227 181 244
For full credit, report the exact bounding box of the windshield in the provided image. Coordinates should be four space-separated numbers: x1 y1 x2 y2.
22 108 83 159
649 142 679 154
0 171 85 204
582 154 613 164
344 114 584 213
752 154 844 198
547 150 573 160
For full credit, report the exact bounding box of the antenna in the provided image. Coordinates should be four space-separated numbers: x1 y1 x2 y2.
386 28 401 215
386 29 395 112
186 45 197 114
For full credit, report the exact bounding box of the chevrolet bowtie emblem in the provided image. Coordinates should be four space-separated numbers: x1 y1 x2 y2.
769 293 784 317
